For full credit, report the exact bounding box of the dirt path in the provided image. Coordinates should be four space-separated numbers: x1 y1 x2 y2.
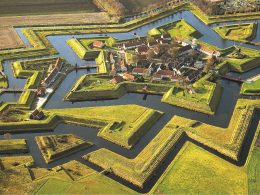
0 12 110 50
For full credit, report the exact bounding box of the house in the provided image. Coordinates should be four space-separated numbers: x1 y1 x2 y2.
135 45 149 55
119 39 145 50
153 70 179 81
93 40 105 48
157 38 171 45
153 33 172 41
122 73 135 81
198 45 220 57
132 68 149 76
29 109 45 120
110 76 124 85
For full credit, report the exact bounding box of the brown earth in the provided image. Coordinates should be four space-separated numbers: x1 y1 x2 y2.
0 12 110 50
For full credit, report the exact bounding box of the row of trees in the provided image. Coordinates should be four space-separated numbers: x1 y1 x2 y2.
130 0 176 14
92 0 127 17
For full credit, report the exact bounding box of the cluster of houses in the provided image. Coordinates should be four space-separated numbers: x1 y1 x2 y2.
106 33 220 84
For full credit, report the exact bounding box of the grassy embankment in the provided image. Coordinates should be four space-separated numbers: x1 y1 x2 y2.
151 142 248 194
241 75 260 95
49 105 163 149
151 117 260 195
67 37 115 60
214 23 258 42
35 134 94 163
65 74 173 101
83 120 184 188
0 139 28 154
224 46 260 73
170 99 260 161
0 105 162 149
83 99 260 189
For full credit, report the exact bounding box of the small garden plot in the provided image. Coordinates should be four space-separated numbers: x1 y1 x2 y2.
214 23 257 42
35 134 94 164
0 139 28 154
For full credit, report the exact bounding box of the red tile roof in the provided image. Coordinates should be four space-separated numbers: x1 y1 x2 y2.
93 41 105 48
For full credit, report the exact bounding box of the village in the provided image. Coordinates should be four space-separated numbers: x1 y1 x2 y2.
91 33 220 89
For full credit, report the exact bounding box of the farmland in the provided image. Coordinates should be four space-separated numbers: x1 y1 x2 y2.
0 0 98 16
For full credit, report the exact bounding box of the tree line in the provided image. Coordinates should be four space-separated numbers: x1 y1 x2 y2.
92 0 127 17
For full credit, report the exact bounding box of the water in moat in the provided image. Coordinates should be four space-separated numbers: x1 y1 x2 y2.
1 9 260 192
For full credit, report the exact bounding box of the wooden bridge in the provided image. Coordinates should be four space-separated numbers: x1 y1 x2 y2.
220 75 245 84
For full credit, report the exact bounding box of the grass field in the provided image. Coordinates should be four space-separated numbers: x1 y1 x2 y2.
152 142 247 194
0 0 98 16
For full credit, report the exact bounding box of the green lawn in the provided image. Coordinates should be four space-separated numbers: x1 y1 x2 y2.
152 142 247 194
